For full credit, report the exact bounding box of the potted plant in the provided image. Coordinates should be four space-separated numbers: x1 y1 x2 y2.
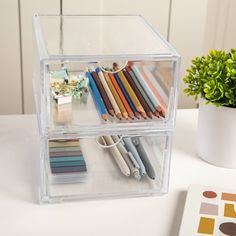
184 49 236 168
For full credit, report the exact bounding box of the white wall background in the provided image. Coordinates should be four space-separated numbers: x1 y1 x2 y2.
0 0 235 114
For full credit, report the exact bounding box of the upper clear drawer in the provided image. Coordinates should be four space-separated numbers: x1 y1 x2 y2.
34 15 178 58
33 15 180 136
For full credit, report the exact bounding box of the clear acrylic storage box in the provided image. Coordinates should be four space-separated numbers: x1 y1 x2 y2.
33 15 180 203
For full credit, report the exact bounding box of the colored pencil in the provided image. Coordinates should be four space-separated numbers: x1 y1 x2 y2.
86 70 108 121
96 67 122 120
130 64 164 117
114 73 141 119
108 72 135 120
142 65 167 116
117 71 146 117
103 72 127 119
123 69 153 119
126 66 158 116
153 68 170 97
90 69 115 116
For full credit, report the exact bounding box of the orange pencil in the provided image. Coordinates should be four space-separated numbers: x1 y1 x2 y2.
96 67 122 120
104 73 128 120
108 73 135 120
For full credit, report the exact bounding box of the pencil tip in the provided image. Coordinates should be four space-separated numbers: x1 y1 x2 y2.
128 113 135 120
102 114 108 121
110 110 115 117
122 113 129 120
134 112 140 119
160 111 165 118
156 107 165 118
153 111 160 118
117 113 122 120
147 112 153 119
140 112 147 119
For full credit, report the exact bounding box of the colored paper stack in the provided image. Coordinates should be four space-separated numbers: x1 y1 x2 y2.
48 139 87 184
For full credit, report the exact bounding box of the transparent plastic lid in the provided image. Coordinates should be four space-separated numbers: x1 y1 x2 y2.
34 15 178 58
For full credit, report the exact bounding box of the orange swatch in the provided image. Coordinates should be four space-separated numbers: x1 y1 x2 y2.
222 192 236 202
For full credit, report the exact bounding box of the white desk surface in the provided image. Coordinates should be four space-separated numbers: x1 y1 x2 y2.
0 109 235 236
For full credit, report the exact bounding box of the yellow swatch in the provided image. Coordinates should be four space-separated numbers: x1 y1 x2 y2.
224 203 236 218
197 217 215 234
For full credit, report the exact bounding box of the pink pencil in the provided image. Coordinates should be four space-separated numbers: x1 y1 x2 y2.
140 66 167 115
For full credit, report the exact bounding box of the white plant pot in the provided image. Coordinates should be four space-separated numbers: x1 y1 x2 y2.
197 100 236 168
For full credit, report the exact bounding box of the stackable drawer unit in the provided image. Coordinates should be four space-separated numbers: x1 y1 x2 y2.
33 15 180 203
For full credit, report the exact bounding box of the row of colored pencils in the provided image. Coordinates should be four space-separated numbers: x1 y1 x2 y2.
86 64 167 121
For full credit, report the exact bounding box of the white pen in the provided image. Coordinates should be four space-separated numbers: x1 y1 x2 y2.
102 136 130 177
112 135 141 180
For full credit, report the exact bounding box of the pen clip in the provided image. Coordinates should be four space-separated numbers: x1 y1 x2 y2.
119 138 125 146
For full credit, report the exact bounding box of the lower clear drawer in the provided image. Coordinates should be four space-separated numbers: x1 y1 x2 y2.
38 132 173 203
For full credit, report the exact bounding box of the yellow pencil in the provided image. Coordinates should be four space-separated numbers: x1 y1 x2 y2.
117 71 145 114
104 73 128 120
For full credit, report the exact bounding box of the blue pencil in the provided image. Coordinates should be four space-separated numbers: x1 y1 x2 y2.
114 73 140 119
86 70 108 121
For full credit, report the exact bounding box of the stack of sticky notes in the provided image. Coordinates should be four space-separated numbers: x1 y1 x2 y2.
48 139 87 184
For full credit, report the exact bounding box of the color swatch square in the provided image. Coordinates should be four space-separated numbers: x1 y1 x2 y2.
198 217 215 234
200 202 218 216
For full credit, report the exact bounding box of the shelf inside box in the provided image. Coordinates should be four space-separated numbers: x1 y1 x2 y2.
40 134 171 202
46 60 176 135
